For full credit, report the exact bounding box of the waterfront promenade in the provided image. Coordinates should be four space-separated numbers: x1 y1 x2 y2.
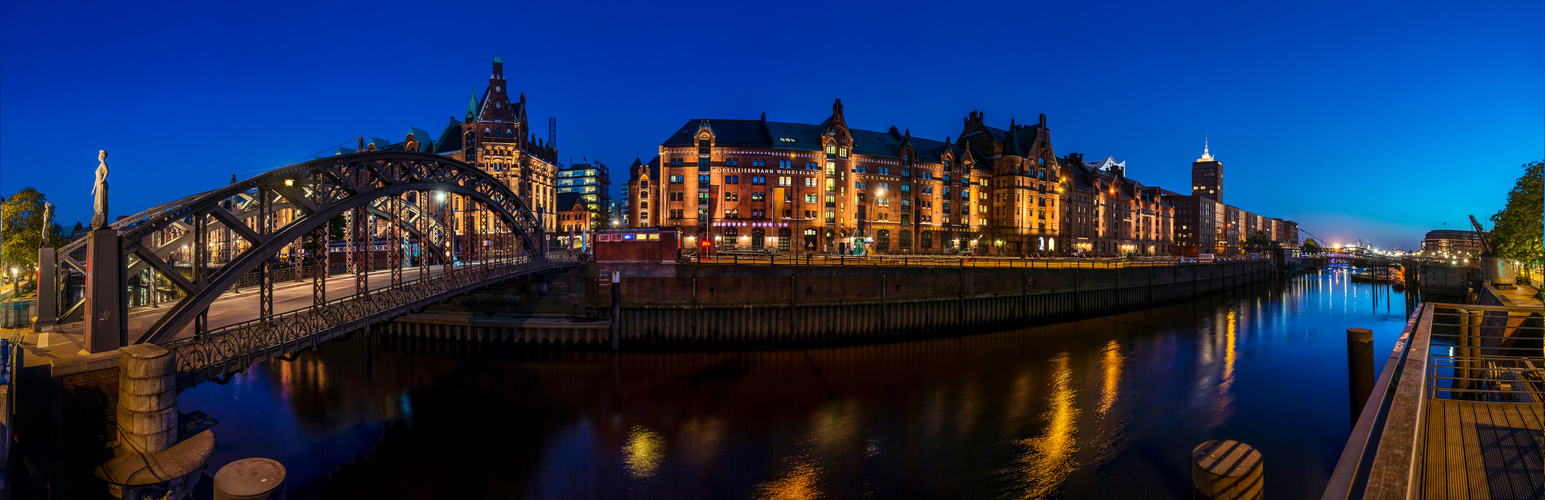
1325 284 1544 499
676 252 1214 268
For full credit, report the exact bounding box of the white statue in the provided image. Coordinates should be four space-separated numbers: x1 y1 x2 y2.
91 150 109 229
41 202 52 240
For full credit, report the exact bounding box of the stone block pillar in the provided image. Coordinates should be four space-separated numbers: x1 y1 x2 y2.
117 344 176 454
85 229 124 352
35 246 57 331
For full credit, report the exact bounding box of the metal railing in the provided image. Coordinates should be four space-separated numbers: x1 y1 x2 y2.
1322 301 1543 500
680 253 1265 269
164 254 576 389
1425 305 1544 403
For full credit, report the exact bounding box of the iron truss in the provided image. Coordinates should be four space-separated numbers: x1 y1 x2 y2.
164 255 576 390
47 151 553 344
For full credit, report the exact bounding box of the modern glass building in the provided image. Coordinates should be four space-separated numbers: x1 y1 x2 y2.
556 160 612 230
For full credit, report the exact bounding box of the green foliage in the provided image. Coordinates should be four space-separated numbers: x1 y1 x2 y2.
301 215 349 265
1489 160 1544 266
1 187 62 271
1303 238 1322 254
1244 230 1272 252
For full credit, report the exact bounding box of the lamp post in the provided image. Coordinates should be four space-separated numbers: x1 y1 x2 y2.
9 268 15 298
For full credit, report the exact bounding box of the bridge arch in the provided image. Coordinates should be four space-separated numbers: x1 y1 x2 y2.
56 151 548 344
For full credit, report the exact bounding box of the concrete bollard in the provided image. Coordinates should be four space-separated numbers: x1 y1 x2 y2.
213 458 287 500
118 344 178 454
1346 328 1375 423
1191 440 1263 500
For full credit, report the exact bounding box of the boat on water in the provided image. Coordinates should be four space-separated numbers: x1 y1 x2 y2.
1350 266 1403 285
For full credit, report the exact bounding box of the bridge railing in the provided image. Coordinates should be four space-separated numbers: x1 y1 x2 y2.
163 253 575 389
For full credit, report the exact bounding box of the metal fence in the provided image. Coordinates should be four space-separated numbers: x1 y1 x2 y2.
0 300 32 329
1322 301 1544 499
679 252 1260 269
1425 304 1544 403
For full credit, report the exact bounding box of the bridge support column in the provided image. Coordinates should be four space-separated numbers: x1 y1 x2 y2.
35 246 58 331
117 345 177 453
84 230 124 353
97 344 215 499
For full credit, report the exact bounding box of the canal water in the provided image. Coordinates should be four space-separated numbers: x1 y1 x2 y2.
181 266 1408 499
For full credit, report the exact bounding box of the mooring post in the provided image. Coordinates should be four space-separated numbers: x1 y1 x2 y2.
610 271 621 350
1192 440 1263 499
213 458 286 500
1346 328 1375 422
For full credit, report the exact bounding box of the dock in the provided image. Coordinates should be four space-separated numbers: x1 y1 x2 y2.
1324 284 1544 499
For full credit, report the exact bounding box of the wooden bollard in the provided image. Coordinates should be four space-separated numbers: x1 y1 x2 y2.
1191 440 1263 499
1346 328 1375 423
214 458 287 500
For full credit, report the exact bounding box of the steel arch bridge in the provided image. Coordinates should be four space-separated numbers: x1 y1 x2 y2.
44 152 574 382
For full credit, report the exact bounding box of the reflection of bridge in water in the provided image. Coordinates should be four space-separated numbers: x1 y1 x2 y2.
39 151 575 388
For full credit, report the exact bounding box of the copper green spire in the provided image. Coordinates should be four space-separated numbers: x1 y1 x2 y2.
466 89 478 121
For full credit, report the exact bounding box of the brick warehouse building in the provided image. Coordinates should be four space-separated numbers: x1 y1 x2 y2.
1171 142 1298 256
627 100 1069 256
349 56 561 260
371 57 560 237
1060 154 1176 256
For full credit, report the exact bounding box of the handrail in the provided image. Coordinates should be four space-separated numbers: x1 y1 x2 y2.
1322 300 1545 499
165 254 577 388
1321 302 1424 500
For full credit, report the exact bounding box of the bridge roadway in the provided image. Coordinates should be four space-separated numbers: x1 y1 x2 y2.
50 262 474 349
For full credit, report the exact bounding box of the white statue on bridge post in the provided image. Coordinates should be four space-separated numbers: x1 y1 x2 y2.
91 150 109 229
41 201 53 240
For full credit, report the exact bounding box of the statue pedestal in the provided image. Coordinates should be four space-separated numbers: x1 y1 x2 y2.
84 230 123 353
34 246 57 332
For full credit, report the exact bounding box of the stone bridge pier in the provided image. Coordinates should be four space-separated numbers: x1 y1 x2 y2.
94 344 215 499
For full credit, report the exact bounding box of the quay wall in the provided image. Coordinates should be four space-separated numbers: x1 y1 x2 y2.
594 261 1272 345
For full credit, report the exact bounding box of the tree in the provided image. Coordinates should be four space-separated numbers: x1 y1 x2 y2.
1 187 62 271
1303 238 1322 254
300 215 349 265
1489 160 1544 267
1244 230 1272 253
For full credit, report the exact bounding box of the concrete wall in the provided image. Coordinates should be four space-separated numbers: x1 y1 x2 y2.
596 261 1270 343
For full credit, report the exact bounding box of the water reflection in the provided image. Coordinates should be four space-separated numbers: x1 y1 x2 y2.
1010 352 1080 499
623 426 664 479
1098 340 1123 416
178 268 1411 499
754 455 822 500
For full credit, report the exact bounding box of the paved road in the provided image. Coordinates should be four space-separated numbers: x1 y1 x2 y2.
57 263 469 343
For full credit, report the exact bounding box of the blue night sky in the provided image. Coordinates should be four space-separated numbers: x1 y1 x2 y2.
2 0 1540 250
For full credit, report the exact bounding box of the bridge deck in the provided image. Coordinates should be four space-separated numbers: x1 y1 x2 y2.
54 265 455 344
1424 400 1545 499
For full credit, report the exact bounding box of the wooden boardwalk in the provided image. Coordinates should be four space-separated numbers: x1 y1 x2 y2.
1424 400 1545 499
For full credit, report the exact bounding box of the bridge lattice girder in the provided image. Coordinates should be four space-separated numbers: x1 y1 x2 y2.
54 193 452 324
60 151 545 344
